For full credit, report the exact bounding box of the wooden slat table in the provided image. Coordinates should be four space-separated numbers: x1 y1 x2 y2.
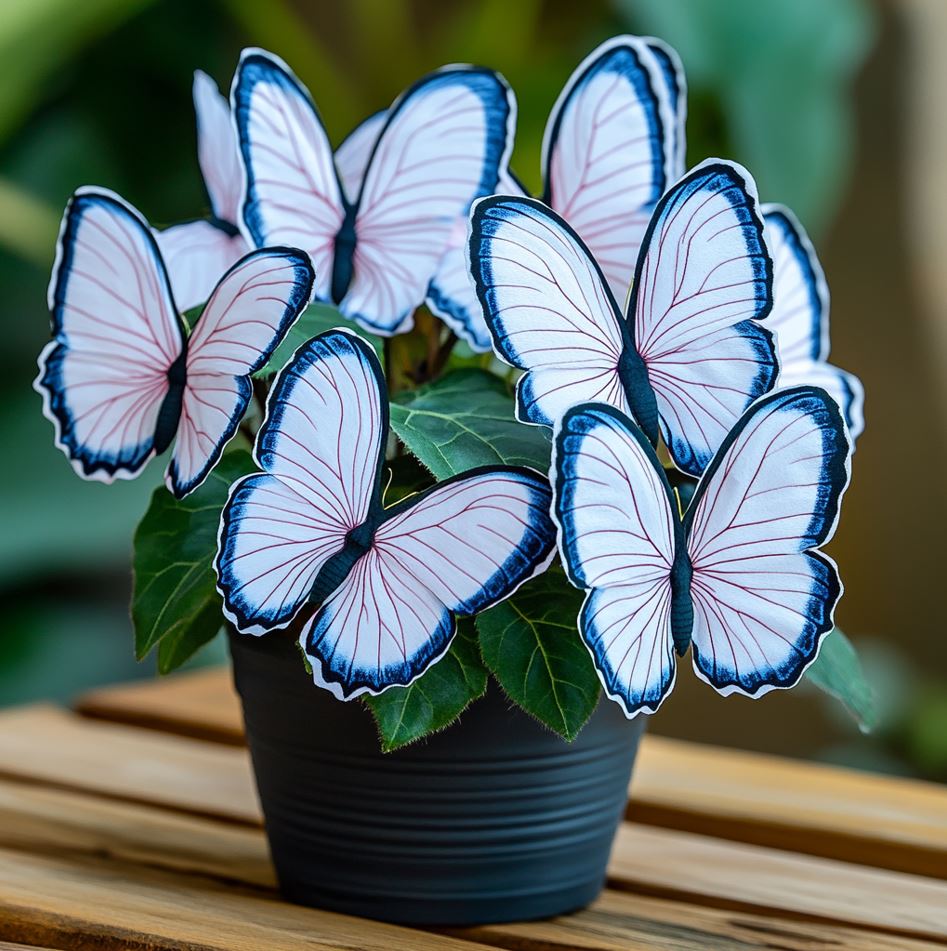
0 668 941 949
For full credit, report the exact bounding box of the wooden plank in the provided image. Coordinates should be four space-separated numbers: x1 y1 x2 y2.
0 779 273 890
457 889 944 951
75 669 947 878
0 848 495 951
0 705 259 825
609 824 947 944
0 730 944 945
0 785 938 951
77 667 245 746
631 735 947 879
5 851 936 951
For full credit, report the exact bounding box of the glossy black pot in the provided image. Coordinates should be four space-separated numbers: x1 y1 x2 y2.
229 630 645 926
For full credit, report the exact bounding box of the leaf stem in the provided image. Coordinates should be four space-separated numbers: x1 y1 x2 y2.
430 329 458 380
383 336 393 387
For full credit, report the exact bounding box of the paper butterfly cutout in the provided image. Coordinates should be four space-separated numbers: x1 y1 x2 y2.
420 34 686 351
468 158 778 478
156 71 250 311
232 48 514 337
36 188 314 498
764 203 865 441
215 329 556 699
553 386 852 718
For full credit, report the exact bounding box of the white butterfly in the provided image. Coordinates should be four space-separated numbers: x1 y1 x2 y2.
215 329 556 699
552 387 852 718
155 71 250 312
468 158 779 477
36 188 314 498
232 48 515 337
421 34 687 351
763 203 864 440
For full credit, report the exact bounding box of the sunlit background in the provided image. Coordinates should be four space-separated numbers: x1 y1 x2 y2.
2 0 945 780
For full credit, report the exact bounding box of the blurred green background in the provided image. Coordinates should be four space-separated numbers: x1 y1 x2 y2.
2 0 945 780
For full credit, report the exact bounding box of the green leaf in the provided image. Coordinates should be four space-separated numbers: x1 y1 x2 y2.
477 569 600 741
365 621 488 752
255 302 381 378
805 627 877 733
132 451 254 672
390 369 552 478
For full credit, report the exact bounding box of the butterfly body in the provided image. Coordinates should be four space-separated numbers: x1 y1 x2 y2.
154 349 189 455
554 387 851 718
616 343 660 445
668 540 694 655
309 517 381 605
209 216 241 239
37 188 315 498
234 49 515 336
470 159 777 478
330 208 359 305
217 329 557 699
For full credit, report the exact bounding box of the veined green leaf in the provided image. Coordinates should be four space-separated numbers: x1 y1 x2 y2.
255 302 381 378
132 451 254 673
390 368 551 479
477 569 600 741
365 621 487 752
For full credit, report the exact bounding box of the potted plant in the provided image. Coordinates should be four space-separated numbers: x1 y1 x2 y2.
34 34 870 926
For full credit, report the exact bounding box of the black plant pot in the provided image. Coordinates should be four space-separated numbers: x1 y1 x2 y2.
229 629 645 926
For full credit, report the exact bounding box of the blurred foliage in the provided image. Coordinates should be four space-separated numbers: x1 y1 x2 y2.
618 0 876 233
3 0 936 783
804 627 876 733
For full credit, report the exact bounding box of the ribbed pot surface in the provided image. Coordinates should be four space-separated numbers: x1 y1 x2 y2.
229 630 644 925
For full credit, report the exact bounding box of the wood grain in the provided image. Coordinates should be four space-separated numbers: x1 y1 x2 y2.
0 719 944 945
77 667 245 746
0 847 495 951
0 779 273 889
0 807 938 951
610 824 947 943
631 735 947 878
75 668 947 877
457 888 945 951
0 705 259 824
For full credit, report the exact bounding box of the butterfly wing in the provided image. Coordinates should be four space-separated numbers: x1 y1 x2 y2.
341 66 515 334
683 386 852 697
153 71 249 311
302 466 555 699
427 169 527 352
644 38 687 179
542 36 679 306
764 203 864 440
468 195 631 426
36 188 184 482
216 330 384 635
632 159 778 477
169 247 314 497
778 359 864 443
553 403 679 717
335 110 387 202
233 48 346 303
194 69 243 225
154 220 247 312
